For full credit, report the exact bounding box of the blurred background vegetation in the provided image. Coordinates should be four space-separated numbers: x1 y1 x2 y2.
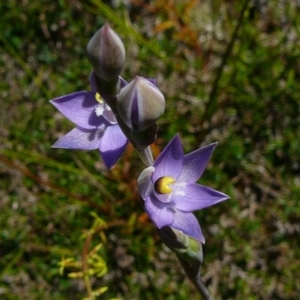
0 0 299 299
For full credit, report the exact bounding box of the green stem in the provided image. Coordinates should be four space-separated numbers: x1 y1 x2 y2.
82 234 94 298
177 255 212 300
200 0 251 133
137 146 154 167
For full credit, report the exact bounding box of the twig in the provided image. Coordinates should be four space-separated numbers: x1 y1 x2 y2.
200 0 251 133
0 154 107 213
82 234 94 298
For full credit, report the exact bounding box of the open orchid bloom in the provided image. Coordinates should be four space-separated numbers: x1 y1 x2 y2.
50 73 128 169
138 135 229 243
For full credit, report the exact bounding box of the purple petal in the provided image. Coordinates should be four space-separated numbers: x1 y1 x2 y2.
50 91 103 129
102 106 117 124
99 124 128 169
153 190 172 204
171 210 205 243
52 127 104 150
177 143 217 183
119 77 128 88
147 78 157 86
145 196 174 228
153 135 184 182
172 183 229 212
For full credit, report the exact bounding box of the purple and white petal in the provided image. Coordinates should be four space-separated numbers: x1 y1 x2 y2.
138 166 155 200
171 210 205 243
50 92 103 129
102 105 117 124
177 143 217 184
98 124 128 169
171 183 229 212
52 127 104 150
119 77 128 88
152 135 184 182
146 78 157 86
145 196 174 228
153 189 172 204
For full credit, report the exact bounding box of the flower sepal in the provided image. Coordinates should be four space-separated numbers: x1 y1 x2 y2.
157 226 203 266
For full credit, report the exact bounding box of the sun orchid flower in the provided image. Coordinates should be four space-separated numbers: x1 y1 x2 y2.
138 135 229 243
50 73 128 169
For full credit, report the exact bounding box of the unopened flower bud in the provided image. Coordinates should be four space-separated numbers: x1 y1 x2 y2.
117 76 165 131
87 24 125 81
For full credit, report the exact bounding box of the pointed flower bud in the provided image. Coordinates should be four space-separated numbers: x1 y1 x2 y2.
117 76 165 131
87 24 125 81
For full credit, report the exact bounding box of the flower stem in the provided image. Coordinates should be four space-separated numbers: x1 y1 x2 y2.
82 234 94 298
137 146 154 167
199 0 251 137
176 255 213 300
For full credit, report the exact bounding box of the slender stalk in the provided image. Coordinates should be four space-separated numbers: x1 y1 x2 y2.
0 154 107 213
200 0 251 133
137 146 154 166
192 276 213 300
177 255 213 300
82 234 94 298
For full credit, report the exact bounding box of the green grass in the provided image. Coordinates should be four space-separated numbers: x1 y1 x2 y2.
1 0 299 299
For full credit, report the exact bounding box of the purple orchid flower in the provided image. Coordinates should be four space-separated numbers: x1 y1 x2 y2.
138 135 229 243
50 72 128 169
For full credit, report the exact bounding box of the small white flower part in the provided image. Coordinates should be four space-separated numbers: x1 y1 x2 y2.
95 104 105 117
